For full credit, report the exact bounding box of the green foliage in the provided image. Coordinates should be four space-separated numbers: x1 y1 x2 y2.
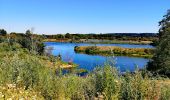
0 42 22 52
65 33 71 38
0 51 43 88
85 46 98 54
0 40 169 100
0 48 169 99
120 71 155 100
147 9 170 77
44 33 157 42
75 46 154 58
25 29 32 36
0 29 7 36
9 30 45 55
93 65 120 100
0 36 6 43
161 85 170 100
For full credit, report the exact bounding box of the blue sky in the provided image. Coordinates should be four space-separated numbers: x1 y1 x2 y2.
0 0 170 34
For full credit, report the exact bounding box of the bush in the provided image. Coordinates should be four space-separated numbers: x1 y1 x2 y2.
119 71 159 100
161 85 170 100
93 65 120 100
85 46 98 54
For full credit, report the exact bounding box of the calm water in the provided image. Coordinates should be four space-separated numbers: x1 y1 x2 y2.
44 42 153 72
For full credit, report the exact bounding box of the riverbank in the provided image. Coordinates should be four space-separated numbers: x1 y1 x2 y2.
0 42 77 70
42 58 77 69
1 38 170 100
74 46 154 58
43 39 153 45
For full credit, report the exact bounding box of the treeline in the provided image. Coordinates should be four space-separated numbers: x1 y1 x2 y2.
1 28 158 42
0 29 45 55
44 33 158 41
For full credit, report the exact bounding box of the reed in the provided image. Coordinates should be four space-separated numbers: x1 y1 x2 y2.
74 46 154 58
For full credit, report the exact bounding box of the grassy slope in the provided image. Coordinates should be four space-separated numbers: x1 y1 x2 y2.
0 42 77 99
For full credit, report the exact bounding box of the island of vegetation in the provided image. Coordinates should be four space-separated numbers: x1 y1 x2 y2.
74 46 154 58
0 9 170 100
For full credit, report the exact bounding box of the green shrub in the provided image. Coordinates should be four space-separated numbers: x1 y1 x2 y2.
161 85 170 100
119 71 162 100
85 46 98 54
93 65 120 100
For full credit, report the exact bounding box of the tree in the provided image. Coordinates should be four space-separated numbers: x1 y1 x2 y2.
147 10 170 77
65 33 71 39
0 29 7 36
25 30 32 36
17 29 45 55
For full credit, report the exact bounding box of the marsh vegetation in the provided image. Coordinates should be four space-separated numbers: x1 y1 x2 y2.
74 46 154 58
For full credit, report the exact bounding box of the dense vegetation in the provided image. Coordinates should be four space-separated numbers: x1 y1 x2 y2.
0 29 45 55
0 42 169 99
1 29 158 45
44 33 157 41
74 46 154 58
147 10 170 77
43 33 158 45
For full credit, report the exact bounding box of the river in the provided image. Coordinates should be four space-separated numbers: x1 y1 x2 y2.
44 42 154 72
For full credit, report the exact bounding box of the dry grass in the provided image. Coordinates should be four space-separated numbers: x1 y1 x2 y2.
75 46 154 58
43 39 71 42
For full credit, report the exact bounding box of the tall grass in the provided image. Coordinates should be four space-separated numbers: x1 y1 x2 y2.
74 46 154 58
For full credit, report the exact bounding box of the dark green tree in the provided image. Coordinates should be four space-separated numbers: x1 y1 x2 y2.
17 30 44 55
0 29 7 36
65 33 71 39
57 34 64 39
147 10 170 77
36 41 45 55
25 29 32 36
